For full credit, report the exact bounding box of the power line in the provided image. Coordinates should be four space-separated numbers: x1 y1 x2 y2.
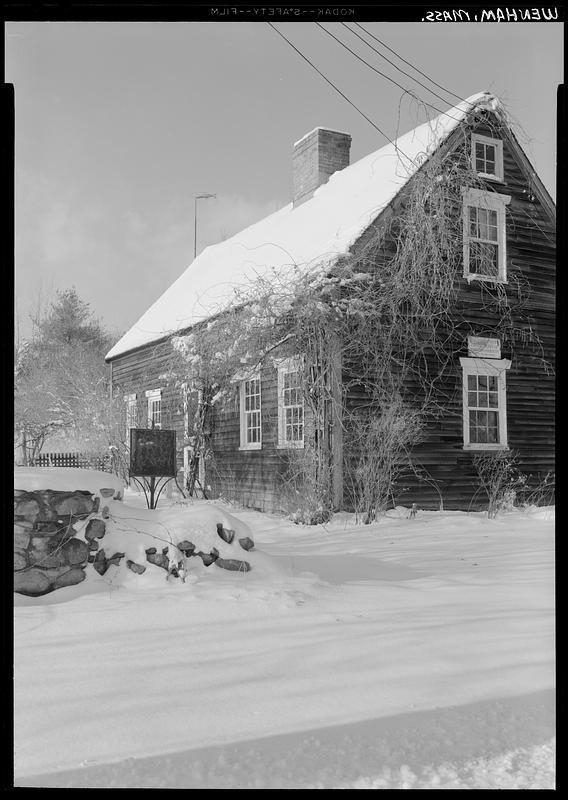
315 22 461 122
340 22 464 113
267 22 411 163
352 22 465 106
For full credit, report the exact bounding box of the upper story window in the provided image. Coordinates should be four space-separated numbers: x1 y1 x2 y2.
145 388 162 429
471 133 504 182
124 393 137 440
462 187 511 283
239 375 262 450
460 356 510 450
277 359 304 448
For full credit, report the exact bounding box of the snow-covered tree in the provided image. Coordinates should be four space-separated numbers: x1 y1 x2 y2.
14 288 121 465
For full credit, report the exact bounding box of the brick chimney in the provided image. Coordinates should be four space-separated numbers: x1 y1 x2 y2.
292 127 352 207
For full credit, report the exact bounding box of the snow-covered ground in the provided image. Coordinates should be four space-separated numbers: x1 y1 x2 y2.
14 478 555 789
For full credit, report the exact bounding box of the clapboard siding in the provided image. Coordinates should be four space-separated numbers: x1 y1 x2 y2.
109 111 554 514
341 115 555 511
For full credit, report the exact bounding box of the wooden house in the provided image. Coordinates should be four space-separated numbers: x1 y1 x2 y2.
105 92 555 514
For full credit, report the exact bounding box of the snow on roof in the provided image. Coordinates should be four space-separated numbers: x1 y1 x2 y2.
106 92 500 361
293 126 352 147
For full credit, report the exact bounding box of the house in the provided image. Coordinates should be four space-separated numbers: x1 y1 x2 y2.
105 92 555 516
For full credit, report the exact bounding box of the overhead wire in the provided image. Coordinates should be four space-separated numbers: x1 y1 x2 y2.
340 22 465 112
351 22 466 106
315 22 462 122
267 21 412 163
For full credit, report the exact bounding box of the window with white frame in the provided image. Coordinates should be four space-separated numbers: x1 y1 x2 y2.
460 357 510 449
239 375 262 450
145 388 162 429
462 187 511 282
471 133 504 181
277 359 304 448
124 393 137 439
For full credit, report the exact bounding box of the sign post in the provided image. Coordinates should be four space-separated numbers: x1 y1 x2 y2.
129 429 177 509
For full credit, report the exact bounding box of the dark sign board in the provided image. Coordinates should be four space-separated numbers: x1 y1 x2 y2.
130 429 177 477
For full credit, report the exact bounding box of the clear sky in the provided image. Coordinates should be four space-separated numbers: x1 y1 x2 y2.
6 18 563 342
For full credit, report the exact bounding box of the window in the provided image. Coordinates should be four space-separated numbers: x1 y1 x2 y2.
277 359 304 448
145 389 162 429
460 357 511 450
239 375 262 450
124 393 137 439
462 188 511 282
471 133 503 181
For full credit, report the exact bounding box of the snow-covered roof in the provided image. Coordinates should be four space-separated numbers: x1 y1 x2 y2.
106 92 501 361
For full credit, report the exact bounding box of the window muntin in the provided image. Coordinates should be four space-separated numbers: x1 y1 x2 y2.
282 370 304 445
471 134 503 181
145 389 162 429
277 359 305 448
124 394 137 439
460 357 510 450
462 188 510 283
240 376 262 449
467 374 499 443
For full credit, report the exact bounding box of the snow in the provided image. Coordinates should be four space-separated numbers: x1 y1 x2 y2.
106 92 499 360
14 466 124 495
13 483 555 789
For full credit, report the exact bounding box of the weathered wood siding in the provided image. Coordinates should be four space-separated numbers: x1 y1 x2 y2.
109 339 298 510
343 115 555 510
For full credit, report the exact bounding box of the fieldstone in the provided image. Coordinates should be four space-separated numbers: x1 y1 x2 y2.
101 506 110 519
52 493 95 518
53 567 86 589
127 560 146 575
84 519 106 541
88 540 100 552
92 549 125 575
107 552 125 568
87 554 96 563
14 498 40 522
29 552 67 570
178 540 195 555
216 523 235 544
238 536 255 551
100 488 115 498
215 558 251 572
61 538 90 566
115 491 123 502
31 521 60 535
196 550 218 567
92 496 100 514
146 551 169 571
14 569 52 597
145 547 157 555
14 529 31 549
93 550 109 575
14 518 34 530
14 552 28 571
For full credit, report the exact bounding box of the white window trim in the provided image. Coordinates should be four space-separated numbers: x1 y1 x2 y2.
239 374 262 451
145 388 163 429
462 187 511 284
276 357 305 449
471 133 504 182
460 357 511 451
124 393 137 439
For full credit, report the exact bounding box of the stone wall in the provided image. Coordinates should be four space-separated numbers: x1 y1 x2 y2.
14 485 122 597
14 485 255 597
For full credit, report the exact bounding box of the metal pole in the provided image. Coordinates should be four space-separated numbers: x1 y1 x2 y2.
193 193 216 261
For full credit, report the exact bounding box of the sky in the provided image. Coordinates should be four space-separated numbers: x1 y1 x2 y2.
6 16 563 343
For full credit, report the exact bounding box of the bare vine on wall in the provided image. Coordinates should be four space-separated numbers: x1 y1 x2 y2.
167 108 546 522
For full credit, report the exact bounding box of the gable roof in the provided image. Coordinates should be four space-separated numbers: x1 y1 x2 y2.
105 92 538 361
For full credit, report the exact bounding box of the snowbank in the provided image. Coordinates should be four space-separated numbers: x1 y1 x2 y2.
14 502 555 787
